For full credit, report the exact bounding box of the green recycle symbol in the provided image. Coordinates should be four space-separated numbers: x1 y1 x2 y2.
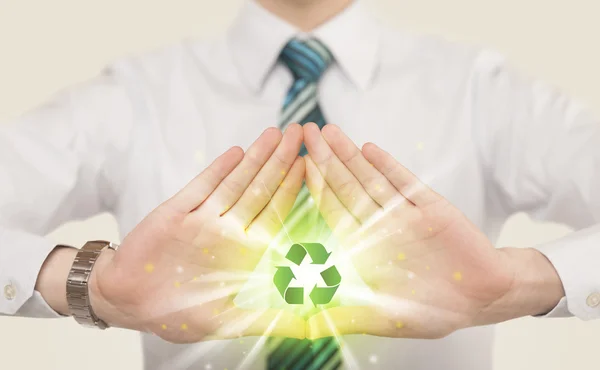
273 243 342 305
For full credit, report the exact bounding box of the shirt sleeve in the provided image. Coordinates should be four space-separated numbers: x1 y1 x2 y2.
471 49 600 320
0 67 135 317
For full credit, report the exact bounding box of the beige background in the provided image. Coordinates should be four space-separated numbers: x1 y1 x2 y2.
1 0 599 369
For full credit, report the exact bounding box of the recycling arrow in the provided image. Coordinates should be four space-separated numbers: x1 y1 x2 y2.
285 243 307 265
273 266 304 304
302 243 332 264
284 242 332 266
274 242 341 305
309 265 342 305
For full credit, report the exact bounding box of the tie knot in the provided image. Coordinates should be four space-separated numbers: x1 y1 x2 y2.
279 39 333 83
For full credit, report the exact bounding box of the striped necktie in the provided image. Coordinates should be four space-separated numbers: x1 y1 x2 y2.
267 39 342 370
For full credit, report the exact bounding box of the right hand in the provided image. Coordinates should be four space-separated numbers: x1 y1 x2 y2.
88 125 306 343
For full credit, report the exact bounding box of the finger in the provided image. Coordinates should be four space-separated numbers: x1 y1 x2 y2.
208 307 306 340
170 146 244 213
305 155 360 238
304 123 381 223
362 142 442 207
211 127 283 213
321 124 405 208
198 158 304 270
246 156 305 239
229 124 303 227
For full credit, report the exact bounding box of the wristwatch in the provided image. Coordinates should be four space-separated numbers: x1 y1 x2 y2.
66 240 119 329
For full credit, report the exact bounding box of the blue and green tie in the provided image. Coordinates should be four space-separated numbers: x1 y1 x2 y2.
267 39 342 370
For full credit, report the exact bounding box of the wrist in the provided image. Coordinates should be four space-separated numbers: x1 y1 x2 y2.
35 246 78 316
476 247 565 325
87 248 121 328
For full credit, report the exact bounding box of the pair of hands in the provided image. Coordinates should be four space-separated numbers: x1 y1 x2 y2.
89 123 564 343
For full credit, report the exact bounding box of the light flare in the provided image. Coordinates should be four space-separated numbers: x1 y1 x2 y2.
234 311 286 370
319 309 360 369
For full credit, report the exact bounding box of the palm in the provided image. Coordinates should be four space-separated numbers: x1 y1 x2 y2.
345 197 513 338
99 205 263 342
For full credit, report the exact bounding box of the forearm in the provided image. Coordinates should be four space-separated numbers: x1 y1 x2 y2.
473 247 565 326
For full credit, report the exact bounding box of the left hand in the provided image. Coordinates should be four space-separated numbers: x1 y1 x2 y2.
301 123 565 339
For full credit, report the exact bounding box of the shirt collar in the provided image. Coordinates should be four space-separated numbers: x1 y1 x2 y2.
227 0 381 92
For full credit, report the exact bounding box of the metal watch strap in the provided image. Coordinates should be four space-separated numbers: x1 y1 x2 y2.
66 240 119 329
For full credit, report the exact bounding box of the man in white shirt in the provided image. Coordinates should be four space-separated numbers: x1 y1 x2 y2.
1 0 598 369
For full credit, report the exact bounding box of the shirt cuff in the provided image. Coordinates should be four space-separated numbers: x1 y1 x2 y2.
538 296 571 318
534 224 600 320
0 228 63 318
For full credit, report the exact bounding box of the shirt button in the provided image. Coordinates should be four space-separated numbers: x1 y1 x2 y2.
3 284 16 300
586 292 600 308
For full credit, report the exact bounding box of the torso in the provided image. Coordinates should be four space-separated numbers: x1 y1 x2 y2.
110 30 503 370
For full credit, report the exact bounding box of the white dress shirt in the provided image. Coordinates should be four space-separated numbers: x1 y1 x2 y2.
1 0 599 369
